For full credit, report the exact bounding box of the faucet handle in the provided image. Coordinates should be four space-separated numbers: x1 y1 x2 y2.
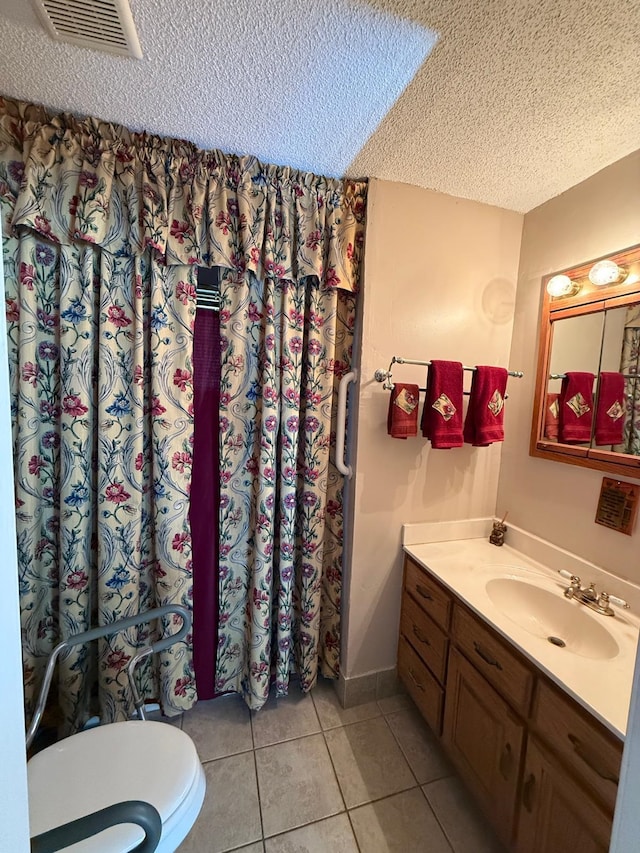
558 570 582 599
603 593 630 610
558 570 581 583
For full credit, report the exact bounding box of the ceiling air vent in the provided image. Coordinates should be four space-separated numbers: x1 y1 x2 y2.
33 0 142 58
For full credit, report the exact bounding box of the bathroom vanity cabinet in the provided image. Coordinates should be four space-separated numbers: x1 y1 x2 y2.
397 555 622 852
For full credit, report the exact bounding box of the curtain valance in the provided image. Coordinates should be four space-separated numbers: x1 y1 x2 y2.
0 96 366 292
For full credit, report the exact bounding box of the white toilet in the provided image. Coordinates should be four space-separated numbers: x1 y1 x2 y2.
28 720 206 852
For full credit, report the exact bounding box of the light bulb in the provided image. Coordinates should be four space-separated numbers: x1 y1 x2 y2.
546 275 574 297
588 260 625 286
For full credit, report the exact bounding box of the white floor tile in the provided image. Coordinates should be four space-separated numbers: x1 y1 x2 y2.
179 751 262 853
252 691 320 748
264 813 358 853
182 694 253 762
255 733 344 837
349 788 452 853
423 777 506 852
312 679 381 730
324 716 416 808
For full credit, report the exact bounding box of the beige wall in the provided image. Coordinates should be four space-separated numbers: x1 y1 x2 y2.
497 149 640 583
343 178 523 678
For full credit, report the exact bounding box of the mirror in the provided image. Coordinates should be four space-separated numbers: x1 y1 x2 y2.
544 312 605 446
531 244 640 477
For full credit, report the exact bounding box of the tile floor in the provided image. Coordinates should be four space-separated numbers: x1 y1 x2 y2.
175 681 506 853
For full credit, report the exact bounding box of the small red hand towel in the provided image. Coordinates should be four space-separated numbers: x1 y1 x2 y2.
543 392 560 440
420 361 464 449
463 366 508 446
594 372 626 446
558 371 594 443
387 383 420 439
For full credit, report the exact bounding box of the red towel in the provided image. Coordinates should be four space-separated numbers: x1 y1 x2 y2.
387 383 420 439
558 372 594 443
543 392 560 440
594 372 626 446
463 366 508 446
420 361 464 449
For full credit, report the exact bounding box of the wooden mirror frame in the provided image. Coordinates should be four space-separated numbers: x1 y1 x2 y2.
531 243 640 479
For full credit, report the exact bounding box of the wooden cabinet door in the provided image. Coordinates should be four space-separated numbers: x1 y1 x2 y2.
516 738 611 853
443 647 524 848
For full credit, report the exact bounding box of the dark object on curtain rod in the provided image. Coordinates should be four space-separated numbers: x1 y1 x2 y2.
197 266 221 312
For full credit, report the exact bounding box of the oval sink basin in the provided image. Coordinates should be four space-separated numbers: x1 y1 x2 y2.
485 578 619 660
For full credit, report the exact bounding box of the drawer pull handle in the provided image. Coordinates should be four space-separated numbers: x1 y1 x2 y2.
416 583 433 601
415 584 433 602
499 742 513 780
408 668 425 692
473 641 503 671
567 733 618 783
522 773 536 813
412 625 431 646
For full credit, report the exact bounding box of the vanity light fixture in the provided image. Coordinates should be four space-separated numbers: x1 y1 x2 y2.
546 274 580 298
588 259 628 287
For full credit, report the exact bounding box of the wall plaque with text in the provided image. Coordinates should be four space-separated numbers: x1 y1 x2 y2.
595 478 639 535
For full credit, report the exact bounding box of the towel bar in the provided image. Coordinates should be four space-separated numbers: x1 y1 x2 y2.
376 357 524 391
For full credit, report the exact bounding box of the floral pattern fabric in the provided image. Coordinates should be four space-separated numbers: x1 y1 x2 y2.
2 238 197 731
615 306 640 456
217 269 357 708
4 98 365 295
0 94 367 724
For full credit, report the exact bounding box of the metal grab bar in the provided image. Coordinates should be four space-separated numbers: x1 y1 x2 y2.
26 604 191 749
335 370 357 478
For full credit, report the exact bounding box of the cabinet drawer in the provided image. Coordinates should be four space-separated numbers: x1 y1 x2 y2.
453 604 534 716
532 680 622 813
398 635 444 735
404 557 452 630
400 592 448 684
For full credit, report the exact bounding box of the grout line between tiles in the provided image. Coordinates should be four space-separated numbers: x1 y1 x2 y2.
345 809 363 853
320 706 432 843
252 745 266 849
418 785 457 853
253 691 348 842
346 780 423 812
319 713 360 851
249 699 267 846
383 703 456 789
383 712 422 790
200 745 254 765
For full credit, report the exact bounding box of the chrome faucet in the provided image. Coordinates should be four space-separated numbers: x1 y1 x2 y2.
562 574 583 601
558 571 630 616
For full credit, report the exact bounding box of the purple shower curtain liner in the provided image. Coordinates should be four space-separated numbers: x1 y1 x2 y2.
190 307 221 700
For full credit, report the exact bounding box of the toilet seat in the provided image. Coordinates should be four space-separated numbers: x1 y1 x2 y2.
28 720 206 852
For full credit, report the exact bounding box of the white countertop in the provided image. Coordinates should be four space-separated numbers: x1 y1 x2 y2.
404 536 640 739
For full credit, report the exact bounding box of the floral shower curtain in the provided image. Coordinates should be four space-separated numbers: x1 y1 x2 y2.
616 305 640 456
0 94 367 726
217 269 357 708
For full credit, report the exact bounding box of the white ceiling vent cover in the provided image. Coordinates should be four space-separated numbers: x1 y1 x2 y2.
33 0 142 58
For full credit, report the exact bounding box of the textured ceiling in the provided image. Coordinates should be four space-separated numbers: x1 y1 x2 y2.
0 0 639 212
